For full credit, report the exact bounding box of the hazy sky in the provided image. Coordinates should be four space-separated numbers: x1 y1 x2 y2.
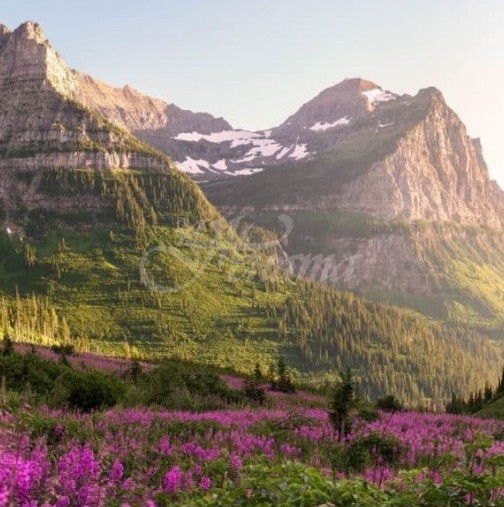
4 0 504 183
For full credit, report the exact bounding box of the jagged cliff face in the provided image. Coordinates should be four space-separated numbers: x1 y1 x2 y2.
0 22 168 173
337 90 504 227
0 21 218 235
205 86 504 228
0 22 77 94
2 22 237 177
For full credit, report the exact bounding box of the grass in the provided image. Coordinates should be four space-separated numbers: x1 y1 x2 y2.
0 225 290 372
476 395 504 419
0 218 502 405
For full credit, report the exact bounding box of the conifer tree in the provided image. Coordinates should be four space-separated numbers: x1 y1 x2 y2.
275 356 295 393
484 382 493 402
497 365 504 396
328 367 357 442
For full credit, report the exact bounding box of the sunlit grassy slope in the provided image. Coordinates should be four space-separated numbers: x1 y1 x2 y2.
0 208 502 404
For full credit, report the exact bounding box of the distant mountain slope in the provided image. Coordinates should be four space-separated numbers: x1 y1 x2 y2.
197 79 504 334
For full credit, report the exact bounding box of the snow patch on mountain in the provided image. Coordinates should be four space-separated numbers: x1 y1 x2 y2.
289 144 309 160
227 168 264 176
233 138 284 163
276 146 291 160
363 88 396 105
309 116 351 131
175 130 261 148
212 159 228 171
177 157 209 175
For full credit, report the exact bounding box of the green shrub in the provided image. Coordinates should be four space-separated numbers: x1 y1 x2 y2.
375 395 404 412
64 370 124 412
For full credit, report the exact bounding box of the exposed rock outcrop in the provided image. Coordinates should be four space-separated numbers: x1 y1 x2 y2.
0 21 168 172
337 89 504 227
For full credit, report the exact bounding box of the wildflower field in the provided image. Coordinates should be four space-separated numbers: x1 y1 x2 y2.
2 370 504 506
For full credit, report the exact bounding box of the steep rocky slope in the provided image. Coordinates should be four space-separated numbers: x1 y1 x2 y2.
0 21 217 235
204 85 504 227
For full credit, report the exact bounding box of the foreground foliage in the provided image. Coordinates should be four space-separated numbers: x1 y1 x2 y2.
1 362 504 506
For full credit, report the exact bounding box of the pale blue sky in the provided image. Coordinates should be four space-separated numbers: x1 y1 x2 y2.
4 0 504 183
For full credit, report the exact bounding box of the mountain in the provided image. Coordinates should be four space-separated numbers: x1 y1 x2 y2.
203 80 504 225
0 21 502 404
141 79 400 180
0 21 217 236
195 79 504 335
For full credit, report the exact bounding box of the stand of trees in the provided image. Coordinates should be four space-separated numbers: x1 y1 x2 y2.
446 365 504 414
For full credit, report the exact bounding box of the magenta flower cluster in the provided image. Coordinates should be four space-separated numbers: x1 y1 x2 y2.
1 397 503 505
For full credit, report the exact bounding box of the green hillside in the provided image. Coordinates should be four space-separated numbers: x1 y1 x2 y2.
0 88 500 406
0 190 502 404
476 395 504 419
229 210 504 337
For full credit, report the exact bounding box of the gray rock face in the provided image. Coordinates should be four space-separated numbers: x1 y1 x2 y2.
0 21 179 235
336 89 504 227
205 87 504 228
152 79 400 179
0 21 168 173
274 78 392 137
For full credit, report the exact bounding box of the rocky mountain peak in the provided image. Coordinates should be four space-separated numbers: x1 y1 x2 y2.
0 24 11 52
339 77 381 91
0 24 11 36
0 21 78 96
275 77 397 136
14 20 46 43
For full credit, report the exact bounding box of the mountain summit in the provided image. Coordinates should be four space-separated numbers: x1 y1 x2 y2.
0 21 78 93
0 21 215 235
274 78 397 135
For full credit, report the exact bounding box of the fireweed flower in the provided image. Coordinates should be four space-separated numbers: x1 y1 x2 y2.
1 401 504 503
231 453 242 470
109 459 124 483
159 436 173 455
0 486 9 507
200 476 212 491
164 465 182 494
